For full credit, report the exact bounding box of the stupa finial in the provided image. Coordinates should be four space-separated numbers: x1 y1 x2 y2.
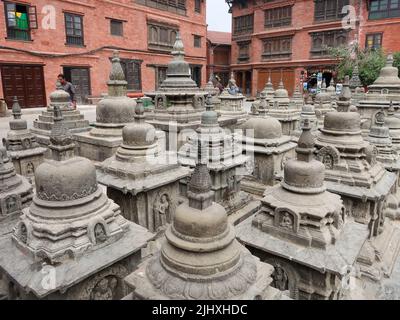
386 54 394 67
109 50 126 82
11 96 21 120
172 32 185 56
49 106 74 160
134 98 145 123
296 119 315 162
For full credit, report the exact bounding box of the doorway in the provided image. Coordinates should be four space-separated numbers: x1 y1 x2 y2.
1 64 46 108
63 67 91 104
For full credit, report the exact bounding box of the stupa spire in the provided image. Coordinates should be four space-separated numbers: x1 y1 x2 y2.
49 106 75 161
107 50 127 96
11 96 21 120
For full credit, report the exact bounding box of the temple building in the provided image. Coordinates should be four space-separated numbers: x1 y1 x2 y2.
2 97 46 179
97 100 191 232
178 95 252 216
238 116 296 197
236 121 368 300
31 82 90 151
314 111 400 282
145 33 206 150
0 146 33 234
267 80 300 136
73 51 165 163
124 143 283 300
0 107 154 300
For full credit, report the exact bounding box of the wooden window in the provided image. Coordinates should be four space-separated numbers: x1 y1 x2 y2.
310 30 348 57
65 13 84 46
194 35 201 48
195 0 201 13
117 59 142 92
147 22 179 52
135 0 187 15
265 6 292 28
369 0 400 19
4 2 37 41
155 66 167 89
237 42 250 62
262 37 292 60
233 14 254 35
314 0 349 21
110 19 123 36
366 33 383 49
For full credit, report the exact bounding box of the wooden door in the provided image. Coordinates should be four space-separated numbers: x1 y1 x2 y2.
70 68 91 104
1 64 46 108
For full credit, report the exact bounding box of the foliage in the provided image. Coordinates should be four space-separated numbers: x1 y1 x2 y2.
328 45 387 86
394 52 400 75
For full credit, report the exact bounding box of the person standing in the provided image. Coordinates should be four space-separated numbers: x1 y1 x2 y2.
57 74 77 109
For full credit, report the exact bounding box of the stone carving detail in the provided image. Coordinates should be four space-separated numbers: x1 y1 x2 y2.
374 111 385 125
365 145 378 165
316 146 340 169
271 263 289 291
37 184 97 202
1 195 21 216
19 223 28 244
155 94 167 109
146 251 257 300
193 95 205 109
94 223 107 244
26 162 34 175
21 138 31 150
153 193 170 231
91 276 118 300
279 212 293 230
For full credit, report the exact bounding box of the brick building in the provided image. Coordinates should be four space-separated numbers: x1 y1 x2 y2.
207 30 231 86
226 0 400 97
0 0 207 108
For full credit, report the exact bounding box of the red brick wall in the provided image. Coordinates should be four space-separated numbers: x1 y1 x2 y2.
0 0 207 106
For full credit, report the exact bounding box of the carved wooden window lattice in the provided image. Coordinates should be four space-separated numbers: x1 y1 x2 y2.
237 42 250 62
264 6 292 28
314 0 349 21
135 0 187 15
262 36 292 60
369 0 400 19
147 22 179 52
233 14 254 35
310 29 348 57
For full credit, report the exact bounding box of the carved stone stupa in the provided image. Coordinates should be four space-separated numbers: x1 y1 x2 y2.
315 79 336 125
124 142 283 300
74 51 143 162
238 116 296 197
0 146 33 227
31 82 90 150
0 107 154 300
267 79 300 136
178 95 252 216
97 99 191 232
236 120 368 299
145 33 206 149
2 97 46 178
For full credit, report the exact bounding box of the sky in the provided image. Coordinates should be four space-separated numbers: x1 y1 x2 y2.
206 0 232 32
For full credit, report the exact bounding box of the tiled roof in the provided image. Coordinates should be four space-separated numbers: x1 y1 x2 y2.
207 30 231 45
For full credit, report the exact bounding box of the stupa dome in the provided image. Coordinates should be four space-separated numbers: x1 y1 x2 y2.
371 54 400 87
274 80 289 99
385 104 400 129
201 94 218 126
49 81 71 108
122 100 156 147
242 117 282 140
282 120 325 193
322 111 361 134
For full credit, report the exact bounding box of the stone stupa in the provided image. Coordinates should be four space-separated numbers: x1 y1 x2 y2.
0 146 33 231
124 140 284 300
236 120 368 299
314 79 336 125
368 54 400 96
238 116 296 197
74 51 165 162
0 107 154 299
314 111 400 282
292 96 319 140
336 76 353 112
97 99 191 232
31 81 90 151
178 94 252 217
145 33 206 150
217 72 248 129
267 79 300 136
2 96 46 178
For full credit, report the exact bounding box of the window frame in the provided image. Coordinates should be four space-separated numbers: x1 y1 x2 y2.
193 35 201 48
237 41 250 63
233 14 254 36
262 36 293 60
194 0 201 13
365 32 383 50
110 19 124 37
264 6 292 29
64 12 85 46
314 0 349 22
4 1 37 41
369 0 400 20
310 29 349 57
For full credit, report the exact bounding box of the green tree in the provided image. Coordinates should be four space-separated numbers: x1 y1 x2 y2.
393 52 400 76
328 46 386 86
